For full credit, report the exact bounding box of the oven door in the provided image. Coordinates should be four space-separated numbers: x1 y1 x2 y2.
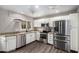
40 33 47 39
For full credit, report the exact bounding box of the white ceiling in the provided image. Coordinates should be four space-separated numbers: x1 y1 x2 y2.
0 5 78 18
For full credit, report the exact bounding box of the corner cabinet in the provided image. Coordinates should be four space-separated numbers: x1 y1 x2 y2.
26 32 36 44
0 35 16 52
69 13 79 52
6 36 16 52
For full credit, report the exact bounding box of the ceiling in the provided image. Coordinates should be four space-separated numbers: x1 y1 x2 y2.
0 5 78 18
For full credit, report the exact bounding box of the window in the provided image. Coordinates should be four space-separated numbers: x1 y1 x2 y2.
21 21 26 29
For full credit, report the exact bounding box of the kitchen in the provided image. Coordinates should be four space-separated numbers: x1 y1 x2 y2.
0 5 79 53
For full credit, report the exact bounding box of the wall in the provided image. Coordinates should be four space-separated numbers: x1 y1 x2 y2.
0 8 33 33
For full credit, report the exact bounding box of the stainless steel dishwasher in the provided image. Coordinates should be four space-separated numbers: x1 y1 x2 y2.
16 34 26 48
21 34 26 46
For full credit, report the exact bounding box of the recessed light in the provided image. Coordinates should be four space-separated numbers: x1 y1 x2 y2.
35 5 39 8
20 11 25 14
49 5 56 9
56 10 60 13
49 6 53 9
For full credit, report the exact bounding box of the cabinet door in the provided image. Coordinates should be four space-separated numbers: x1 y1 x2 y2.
26 34 31 44
48 34 53 45
36 32 40 41
6 36 16 51
16 35 22 48
49 21 53 27
0 36 6 51
69 13 79 51
34 21 41 27
48 39 53 44
26 33 36 44
48 38 53 44
30 33 35 42
70 28 78 51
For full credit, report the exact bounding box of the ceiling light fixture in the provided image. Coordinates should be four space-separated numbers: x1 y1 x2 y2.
49 5 56 9
56 10 60 13
35 5 39 8
49 6 53 9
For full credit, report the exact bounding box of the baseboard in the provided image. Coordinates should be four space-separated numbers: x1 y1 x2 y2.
47 43 53 46
16 45 26 50
0 51 7 53
70 50 78 53
0 49 16 53
54 46 69 52
36 40 54 46
26 40 37 45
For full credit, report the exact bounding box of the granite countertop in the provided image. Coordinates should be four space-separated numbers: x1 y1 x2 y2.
0 30 40 36
0 31 26 36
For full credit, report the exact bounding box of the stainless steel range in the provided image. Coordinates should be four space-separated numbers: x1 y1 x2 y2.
40 23 51 43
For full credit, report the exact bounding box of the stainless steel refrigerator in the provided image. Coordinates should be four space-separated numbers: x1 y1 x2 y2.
53 20 70 52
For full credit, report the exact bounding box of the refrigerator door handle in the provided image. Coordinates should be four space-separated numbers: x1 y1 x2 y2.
61 21 62 34
59 21 60 34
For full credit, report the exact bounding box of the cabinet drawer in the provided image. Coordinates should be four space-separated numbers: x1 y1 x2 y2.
48 37 53 38
48 40 53 44
48 38 53 40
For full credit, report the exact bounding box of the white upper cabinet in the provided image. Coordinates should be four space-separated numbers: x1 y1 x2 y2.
34 19 49 27
34 20 41 27
69 13 79 27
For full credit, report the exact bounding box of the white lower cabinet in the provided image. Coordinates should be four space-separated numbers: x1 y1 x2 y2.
26 34 31 44
36 32 40 41
70 28 78 51
48 33 53 45
0 36 16 52
0 36 6 51
6 36 16 52
26 32 35 44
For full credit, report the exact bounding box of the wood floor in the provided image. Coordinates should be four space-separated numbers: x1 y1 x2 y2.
12 41 67 53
